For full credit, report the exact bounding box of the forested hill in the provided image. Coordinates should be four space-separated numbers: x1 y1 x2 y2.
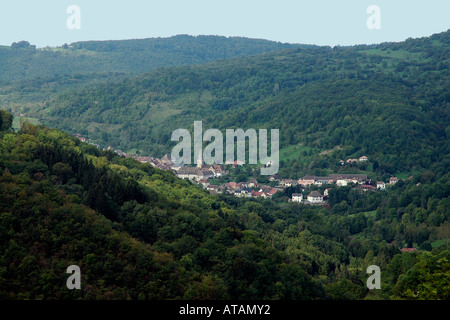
41 30 450 176
0 111 449 300
0 35 300 82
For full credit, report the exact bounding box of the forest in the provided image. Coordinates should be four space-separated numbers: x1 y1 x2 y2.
0 36 298 82
21 29 446 179
0 30 449 301
0 110 448 300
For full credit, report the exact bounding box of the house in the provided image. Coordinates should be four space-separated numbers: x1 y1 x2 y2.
377 181 386 190
358 184 377 192
199 179 210 188
298 175 316 187
336 179 349 187
307 191 324 204
324 188 332 197
292 193 303 203
213 164 225 177
268 175 280 182
234 188 252 198
252 191 263 198
176 167 212 181
207 184 219 192
261 192 272 199
329 174 367 184
313 177 330 186
247 178 259 188
259 185 273 193
346 158 358 164
389 177 398 185
227 160 244 166
280 179 298 187
269 188 279 195
339 160 345 166
161 153 174 165
359 156 368 162
401 247 418 253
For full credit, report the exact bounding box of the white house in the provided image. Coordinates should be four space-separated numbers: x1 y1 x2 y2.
389 177 398 184
291 193 303 203
307 191 324 204
336 179 349 187
377 181 386 190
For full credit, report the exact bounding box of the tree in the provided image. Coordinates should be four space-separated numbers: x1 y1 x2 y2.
0 111 13 131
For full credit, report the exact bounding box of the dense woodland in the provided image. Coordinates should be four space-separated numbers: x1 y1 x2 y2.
30 30 448 179
0 36 298 82
0 31 449 300
0 111 448 299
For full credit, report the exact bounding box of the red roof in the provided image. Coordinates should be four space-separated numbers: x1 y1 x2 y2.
401 248 418 252
269 188 278 194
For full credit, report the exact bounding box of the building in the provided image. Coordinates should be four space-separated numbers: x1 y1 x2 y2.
199 179 210 189
161 153 174 165
268 175 280 182
324 188 332 197
389 177 398 185
358 184 377 192
280 179 298 187
313 177 330 186
247 178 259 188
377 181 386 190
359 156 368 162
212 164 225 177
307 191 324 204
401 247 418 253
336 179 349 187
298 175 335 186
175 167 213 181
329 174 367 184
234 188 252 198
298 175 316 187
292 193 303 203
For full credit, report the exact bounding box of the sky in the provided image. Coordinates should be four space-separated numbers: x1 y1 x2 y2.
0 0 449 48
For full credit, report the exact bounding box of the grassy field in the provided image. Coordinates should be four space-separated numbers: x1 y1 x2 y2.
394 170 421 180
359 48 425 60
431 239 449 248
348 210 377 219
279 144 316 163
12 115 40 131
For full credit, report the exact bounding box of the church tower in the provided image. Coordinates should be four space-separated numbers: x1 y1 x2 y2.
197 150 203 168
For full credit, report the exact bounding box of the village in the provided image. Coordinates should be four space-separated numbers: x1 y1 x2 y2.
74 134 399 205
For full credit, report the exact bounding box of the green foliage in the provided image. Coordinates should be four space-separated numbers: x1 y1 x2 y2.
0 124 448 299
391 250 450 300
31 30 449 179
0 110 13 131
0 31 449 300
0 35 298 82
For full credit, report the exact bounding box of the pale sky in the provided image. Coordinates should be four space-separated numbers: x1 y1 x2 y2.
0 0 449 47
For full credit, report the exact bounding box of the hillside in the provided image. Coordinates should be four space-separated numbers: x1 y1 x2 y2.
34 30 450 178
0 110 449 300
0 35 300 82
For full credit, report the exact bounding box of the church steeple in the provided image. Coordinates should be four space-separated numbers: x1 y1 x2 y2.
197 150 203 168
